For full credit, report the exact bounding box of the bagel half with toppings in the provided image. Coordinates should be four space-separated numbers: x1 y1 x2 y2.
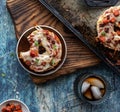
97 6 120 51
16 25 67 76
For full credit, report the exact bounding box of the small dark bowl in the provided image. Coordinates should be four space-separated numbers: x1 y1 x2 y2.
16 25 67 76
74 73 111 105
84 0 118 7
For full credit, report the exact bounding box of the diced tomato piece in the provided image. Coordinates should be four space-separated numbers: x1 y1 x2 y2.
55 35 60 43
17 110 23 112
15 104 21 110
116 30 120 36
103 18 109 24
6 107 11 112
99 36 106 43
113 9 119 16
10 104 15 110
2 103 23 112
30 49 38 57
2 108 7 112
110 17 116 23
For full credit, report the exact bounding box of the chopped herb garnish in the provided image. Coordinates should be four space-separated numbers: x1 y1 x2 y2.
51 59 55 65
34 41 39 46
53 44 57 50
1 73 6 77
35 58 39 64
101 31 106 36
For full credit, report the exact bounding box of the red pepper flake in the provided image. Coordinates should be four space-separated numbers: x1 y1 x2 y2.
38 39 41 44
25 60 31 66
106 39 111 43
41 62 46 66
47 35 51 40
104 28 109 33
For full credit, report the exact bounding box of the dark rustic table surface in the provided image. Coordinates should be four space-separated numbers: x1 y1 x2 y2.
1 0 120 112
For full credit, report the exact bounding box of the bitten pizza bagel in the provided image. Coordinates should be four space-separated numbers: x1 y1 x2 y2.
16 25 67 76
20 27 62 72
96 6 120 51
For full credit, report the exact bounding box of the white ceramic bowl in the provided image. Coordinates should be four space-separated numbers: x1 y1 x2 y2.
16 25 67 76
0 99 30 112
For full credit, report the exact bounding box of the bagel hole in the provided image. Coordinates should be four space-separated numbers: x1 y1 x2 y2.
39 45 46 54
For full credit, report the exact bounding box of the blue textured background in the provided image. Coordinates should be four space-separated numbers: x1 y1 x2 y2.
1 0 120 112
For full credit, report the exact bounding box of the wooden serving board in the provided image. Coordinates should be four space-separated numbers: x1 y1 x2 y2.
6 0 100 84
